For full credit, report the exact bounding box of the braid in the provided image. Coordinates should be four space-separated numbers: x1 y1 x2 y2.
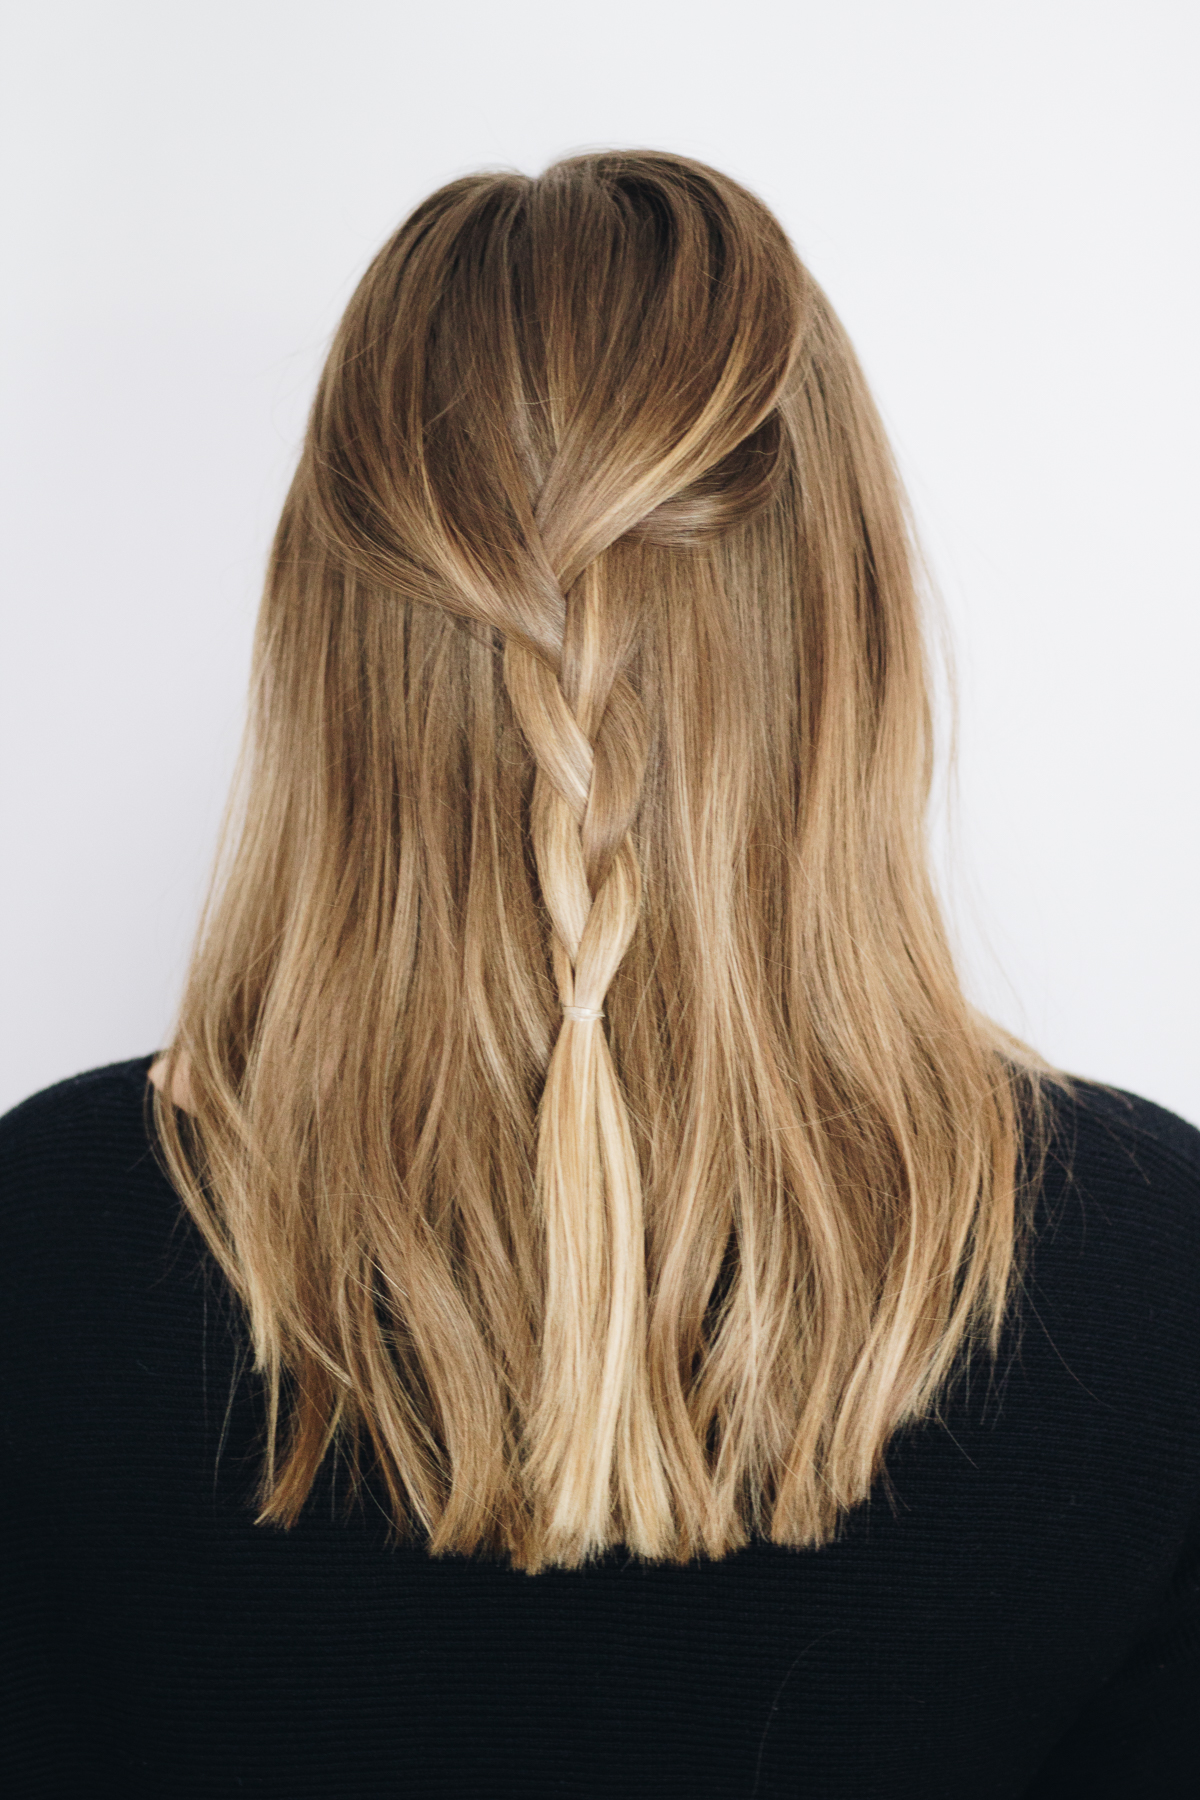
502 351 797 1556
502 541 668 1559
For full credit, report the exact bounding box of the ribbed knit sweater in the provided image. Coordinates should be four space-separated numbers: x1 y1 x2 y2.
1 1053 1198 1797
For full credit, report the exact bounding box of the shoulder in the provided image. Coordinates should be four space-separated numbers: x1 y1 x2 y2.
0 1058 237 1492
0 1053 162 1175
1036 1074 1200 1236
1018 1072 1200 1365
0 1054 176 1277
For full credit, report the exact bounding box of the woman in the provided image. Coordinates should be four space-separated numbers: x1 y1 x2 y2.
2 150 1197 1797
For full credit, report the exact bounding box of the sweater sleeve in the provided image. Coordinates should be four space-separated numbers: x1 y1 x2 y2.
1021 1502 1200 1798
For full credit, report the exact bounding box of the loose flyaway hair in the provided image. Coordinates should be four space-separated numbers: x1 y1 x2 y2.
150 149 1059 1573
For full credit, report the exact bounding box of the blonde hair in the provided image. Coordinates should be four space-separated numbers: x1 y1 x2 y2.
151 149 1058 1573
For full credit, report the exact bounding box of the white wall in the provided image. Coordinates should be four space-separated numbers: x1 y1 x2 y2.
2 0 1197 1123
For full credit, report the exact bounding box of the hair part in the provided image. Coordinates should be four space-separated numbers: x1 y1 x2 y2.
151 149 1060 1572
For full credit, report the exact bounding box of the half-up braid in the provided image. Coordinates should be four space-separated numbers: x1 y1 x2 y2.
505 162 803 1558
150 151 1060 1572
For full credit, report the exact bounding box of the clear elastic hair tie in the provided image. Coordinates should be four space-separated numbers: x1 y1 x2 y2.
562 1005 604 1022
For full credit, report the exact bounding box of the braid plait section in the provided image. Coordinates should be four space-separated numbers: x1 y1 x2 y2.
501 526 665 1561
503 373 797 1559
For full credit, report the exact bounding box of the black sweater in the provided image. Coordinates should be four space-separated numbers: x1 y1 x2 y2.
1 1053 1198 1798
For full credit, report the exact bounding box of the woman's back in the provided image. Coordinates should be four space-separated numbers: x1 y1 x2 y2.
2 1053 1197 1797
5 149 1197 1797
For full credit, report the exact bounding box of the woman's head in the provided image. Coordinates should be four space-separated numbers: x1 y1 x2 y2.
307 151 805 618
152 150 1052 1572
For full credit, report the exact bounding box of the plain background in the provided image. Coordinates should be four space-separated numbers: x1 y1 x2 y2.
1 0 1196 1123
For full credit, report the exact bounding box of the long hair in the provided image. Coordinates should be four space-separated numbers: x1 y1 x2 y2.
150 149 1058 1573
